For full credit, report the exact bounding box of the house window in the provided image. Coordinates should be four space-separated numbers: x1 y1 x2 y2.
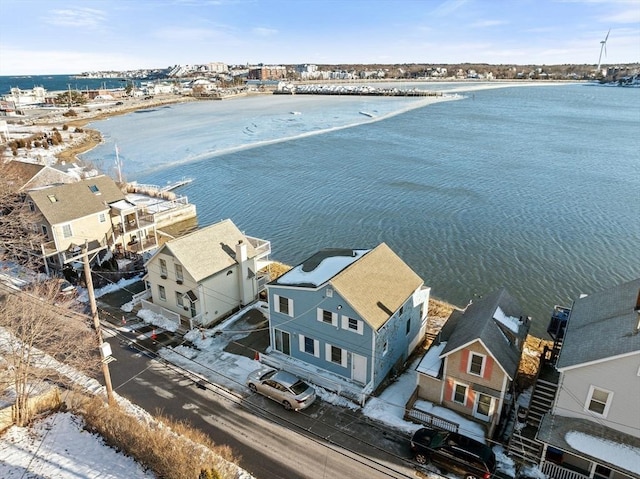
325 344 347 367
304 336 315 355
382 341 388 356
469 353 485 376
453 382 468 405
99 213 106 223
41 225 48 238
158 285 166 301
175 264 184 282
399 305 404 315
62 224 72 238
406 317 411 335
160 258 167 276
274 329 290 355
342 316 363 335
274 294 293 317
176 292 184 307
88 184 100 194
594 465 612 479
585 386 613 417
28 201 35 212
318 308 337 326
298 335 319 357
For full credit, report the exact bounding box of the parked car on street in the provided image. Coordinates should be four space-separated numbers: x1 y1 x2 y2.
246 367 316 411
410 427 496 479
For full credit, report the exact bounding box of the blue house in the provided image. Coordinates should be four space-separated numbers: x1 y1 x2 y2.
267 243 430 394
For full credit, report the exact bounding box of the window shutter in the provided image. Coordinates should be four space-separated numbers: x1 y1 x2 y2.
274 294 280 313
445 380 454 401
325 343 331 360
460 349 469 373
331 312 338 326
341 315 348 330
314 339 320 357
341 349 347 368
288 297 294 316
317 308 323 322
466 388 475 408
484 356 493 379
298 334 305 352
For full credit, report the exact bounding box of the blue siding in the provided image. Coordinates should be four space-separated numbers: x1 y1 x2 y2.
268 284 426 390
268 284 374 384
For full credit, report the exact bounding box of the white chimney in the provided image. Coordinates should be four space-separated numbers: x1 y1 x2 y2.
236 240 247 263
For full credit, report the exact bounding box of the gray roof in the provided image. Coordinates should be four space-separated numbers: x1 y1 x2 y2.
5 160 75 191
556 277 640 370
440 288 530 380
28 175 125 225
154 219 256 282
537 413 640 477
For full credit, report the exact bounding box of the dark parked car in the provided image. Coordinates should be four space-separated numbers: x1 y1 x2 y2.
410 427 496 479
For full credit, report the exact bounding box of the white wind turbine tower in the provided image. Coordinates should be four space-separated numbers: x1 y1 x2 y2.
596 29 610 72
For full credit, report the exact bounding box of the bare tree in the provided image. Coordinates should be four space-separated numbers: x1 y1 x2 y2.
0 160 45 270
0 281 99 426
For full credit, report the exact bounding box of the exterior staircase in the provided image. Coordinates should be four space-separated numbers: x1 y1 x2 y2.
508 373 559 465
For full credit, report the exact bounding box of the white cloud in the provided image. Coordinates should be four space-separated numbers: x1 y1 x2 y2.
46 8 107 28
472 20 509 28
603 7 640 23
252 27 278 37
153 26 221 41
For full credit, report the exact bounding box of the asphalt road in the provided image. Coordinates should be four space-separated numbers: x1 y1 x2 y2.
103 321 421 479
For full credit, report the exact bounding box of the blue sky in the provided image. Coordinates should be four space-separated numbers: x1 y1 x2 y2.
1 0 638 75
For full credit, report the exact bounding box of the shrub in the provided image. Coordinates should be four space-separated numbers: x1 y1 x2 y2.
62 124 69 131
71 395 239 479
74 127 84 133
63 109 77 117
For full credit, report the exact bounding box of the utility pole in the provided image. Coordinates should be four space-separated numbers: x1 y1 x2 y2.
82 242 115 405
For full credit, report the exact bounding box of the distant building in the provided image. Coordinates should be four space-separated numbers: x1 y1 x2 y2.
2 87 46 106
247 66 287 81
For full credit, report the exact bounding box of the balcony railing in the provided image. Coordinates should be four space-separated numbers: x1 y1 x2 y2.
542 461 589 479
245 235 271 260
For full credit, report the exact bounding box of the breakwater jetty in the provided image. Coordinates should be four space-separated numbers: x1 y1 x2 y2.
274 84 443 97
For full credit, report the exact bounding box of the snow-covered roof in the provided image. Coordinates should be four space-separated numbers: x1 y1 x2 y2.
565 431 640 475
493 306 524 334
415 341 447 377
276 249 368 287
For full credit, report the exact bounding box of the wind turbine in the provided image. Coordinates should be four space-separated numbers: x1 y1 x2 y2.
597 29 610 72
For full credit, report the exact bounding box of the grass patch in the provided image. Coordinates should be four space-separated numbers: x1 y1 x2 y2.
69 395 240 479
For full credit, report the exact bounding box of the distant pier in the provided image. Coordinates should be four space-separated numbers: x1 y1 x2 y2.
274 84 443 97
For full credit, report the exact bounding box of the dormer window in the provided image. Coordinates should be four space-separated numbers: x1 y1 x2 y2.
89 184 101 194
47 194 57 203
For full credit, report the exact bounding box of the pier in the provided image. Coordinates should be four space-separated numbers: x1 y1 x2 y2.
274 84 443 97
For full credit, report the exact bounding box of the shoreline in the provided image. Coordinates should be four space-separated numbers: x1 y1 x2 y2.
3 80 573 166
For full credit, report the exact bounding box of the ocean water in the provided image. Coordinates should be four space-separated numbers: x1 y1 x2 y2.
0 75 130 94
80 83 640 337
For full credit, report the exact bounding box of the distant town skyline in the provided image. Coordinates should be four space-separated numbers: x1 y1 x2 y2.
1 0 639 76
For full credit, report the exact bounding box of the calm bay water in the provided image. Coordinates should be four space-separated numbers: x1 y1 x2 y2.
80 83 639 337
0 74 130 93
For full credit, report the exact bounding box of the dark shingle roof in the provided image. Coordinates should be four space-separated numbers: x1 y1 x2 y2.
440 288 530 380
556 278 640 370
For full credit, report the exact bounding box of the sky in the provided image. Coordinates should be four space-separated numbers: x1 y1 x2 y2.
0 0 639 75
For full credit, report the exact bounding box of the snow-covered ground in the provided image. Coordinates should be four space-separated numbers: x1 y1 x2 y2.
0 412 156 479
128 302 522 477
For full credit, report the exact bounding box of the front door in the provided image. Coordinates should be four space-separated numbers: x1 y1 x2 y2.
351 353 367 384
473 393 494 421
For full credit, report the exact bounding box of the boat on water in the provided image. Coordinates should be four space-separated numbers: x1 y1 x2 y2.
290 111 302 115
359 111 374 118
